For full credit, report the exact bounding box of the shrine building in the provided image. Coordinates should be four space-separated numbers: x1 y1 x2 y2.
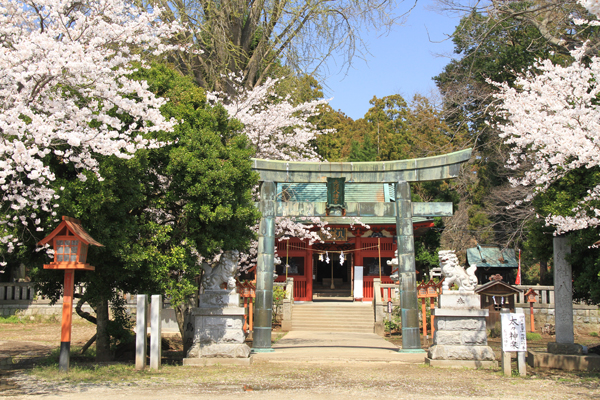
274 182 433 302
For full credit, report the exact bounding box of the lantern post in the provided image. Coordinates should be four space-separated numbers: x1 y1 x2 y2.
524 288 538 332
38 216 103 372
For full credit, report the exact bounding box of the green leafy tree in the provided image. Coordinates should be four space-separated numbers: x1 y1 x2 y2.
363 95 411 161
347 134 377 162
31 64 260 360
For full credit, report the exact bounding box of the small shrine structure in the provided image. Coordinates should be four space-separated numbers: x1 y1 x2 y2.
475 275 522 328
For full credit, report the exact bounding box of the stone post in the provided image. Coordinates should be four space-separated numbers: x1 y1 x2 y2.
281 277 294 331
554 235 573 344
395 181 423 352
253 181 276 352
135 294 148 370
285 277 294 302
150 295 162 370
548 235 583 355
373 278 385 335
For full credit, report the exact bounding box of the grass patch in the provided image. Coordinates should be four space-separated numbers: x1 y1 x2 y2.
36 346 97 367
29 362 255 384
526 332 542 341
0 315 24 324
0 314 61 324
589 332 598 337
31 363 153 383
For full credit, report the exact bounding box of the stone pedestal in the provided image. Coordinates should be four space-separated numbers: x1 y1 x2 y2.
426 292 497 368
183 290 251 366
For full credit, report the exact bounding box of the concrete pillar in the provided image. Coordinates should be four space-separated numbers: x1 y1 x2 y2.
150 295 162 370
395 181 423 352
135 295 148 370
253 181 276 352
553 235 574 344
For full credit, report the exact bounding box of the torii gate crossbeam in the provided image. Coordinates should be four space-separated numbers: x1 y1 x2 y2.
250 149 472 353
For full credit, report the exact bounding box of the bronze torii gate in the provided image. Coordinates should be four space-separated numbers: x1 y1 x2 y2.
251 148 472 353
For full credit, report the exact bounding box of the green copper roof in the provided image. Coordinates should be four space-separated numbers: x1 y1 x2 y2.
466 246 518 269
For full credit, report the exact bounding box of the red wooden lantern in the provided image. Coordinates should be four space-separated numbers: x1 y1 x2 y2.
38 216 103 372
524 288 538 333
38 216 103 270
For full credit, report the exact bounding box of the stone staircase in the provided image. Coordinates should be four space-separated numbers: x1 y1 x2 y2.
291 301 374 333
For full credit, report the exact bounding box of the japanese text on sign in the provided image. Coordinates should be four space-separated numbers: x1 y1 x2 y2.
501 313 527 352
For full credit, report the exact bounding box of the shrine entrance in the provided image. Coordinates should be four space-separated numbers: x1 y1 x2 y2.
313 245 352 298
250 149 472 354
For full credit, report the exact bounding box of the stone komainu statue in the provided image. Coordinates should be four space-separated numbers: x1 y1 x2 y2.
200 250 239 291
439 250 477 292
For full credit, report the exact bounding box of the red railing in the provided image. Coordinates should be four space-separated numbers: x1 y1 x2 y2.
274 276 308 301
294 277 307 299
362 276 394 301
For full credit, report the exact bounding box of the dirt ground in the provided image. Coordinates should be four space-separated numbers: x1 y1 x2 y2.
1 320 600 399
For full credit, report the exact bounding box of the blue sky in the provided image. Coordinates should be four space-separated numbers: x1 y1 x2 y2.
323 4 462 120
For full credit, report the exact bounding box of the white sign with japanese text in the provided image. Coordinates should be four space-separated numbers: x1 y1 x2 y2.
501 313 527 352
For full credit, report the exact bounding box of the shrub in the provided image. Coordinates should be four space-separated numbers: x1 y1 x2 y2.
489 322 502 338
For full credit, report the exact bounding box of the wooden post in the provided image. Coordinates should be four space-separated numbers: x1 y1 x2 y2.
59 270 75 372
529 301 535 332
500 308 512 376
330 257 335 289
516 307 527 377
430 297 436 336
421 298 427 336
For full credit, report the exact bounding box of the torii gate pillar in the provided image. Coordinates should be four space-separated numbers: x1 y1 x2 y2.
395 181 422 352
252 181 276 352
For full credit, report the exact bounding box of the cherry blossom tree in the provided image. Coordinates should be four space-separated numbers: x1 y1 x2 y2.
214 77 329 162
0 0 182 260
494 0 600 234
211 78 370 271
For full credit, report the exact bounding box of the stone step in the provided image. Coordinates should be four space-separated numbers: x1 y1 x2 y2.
292 313 373 320
292 317 373 325
291 325 374 333
290 301 374 333
293 307 372 313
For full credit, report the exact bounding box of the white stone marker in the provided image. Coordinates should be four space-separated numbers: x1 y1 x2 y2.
150 295 162 370
135 294 148 370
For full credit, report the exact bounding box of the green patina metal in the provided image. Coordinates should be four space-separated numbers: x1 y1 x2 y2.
251 148 473 353
251 148 471 183
270 201 453 219
326 177 345 209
